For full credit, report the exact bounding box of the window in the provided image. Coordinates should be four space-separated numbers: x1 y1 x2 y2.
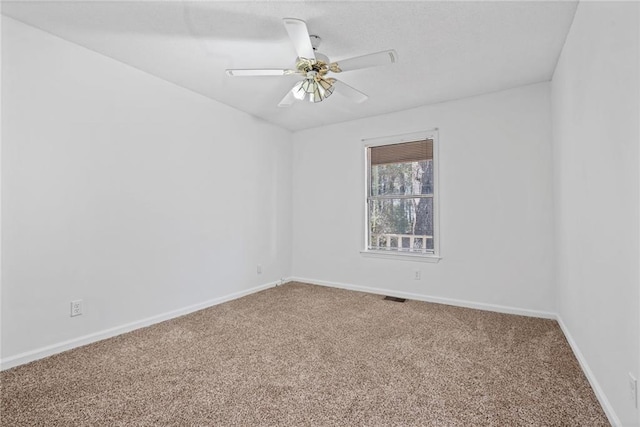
364 131 439 259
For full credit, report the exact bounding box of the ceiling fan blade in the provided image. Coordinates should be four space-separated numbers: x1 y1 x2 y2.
332 80 368 103
277 88 297 108
225 69 297 77
331 49 398 72
283 18 316 60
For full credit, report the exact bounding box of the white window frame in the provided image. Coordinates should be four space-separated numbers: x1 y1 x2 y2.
360 129 441 263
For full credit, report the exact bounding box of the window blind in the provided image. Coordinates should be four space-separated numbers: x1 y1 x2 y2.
370 139 433 165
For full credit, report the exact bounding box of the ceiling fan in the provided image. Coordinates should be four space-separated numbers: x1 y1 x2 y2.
225 18 398 107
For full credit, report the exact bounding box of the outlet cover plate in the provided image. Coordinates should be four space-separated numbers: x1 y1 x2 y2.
70 300 82 317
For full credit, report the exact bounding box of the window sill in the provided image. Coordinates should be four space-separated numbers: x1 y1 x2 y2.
360 250 442 263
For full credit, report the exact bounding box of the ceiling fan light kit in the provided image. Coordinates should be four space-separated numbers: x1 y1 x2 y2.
225 18 397 107
292 73 334 103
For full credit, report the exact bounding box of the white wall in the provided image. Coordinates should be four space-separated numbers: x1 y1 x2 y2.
292 83 555 315
551 2 639 426
0 9 4 363
1 17 292 363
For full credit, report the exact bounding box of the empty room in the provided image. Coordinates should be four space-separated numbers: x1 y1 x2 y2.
1 1 639 425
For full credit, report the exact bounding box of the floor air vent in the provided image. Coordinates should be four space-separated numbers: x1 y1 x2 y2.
383 296 406 303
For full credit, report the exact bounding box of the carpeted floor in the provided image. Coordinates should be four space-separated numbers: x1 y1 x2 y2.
1 282 609 426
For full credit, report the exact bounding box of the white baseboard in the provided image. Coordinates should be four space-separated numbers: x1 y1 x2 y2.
1 276 622 426
556 316 621 427
0 280 282 371
290 276 556 319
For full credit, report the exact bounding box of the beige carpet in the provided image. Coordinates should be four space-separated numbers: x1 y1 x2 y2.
1 282 609 426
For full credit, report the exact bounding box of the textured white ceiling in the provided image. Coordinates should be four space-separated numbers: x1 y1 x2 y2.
2 1 578 131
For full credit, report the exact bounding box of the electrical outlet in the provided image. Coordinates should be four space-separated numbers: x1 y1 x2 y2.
257 264 262 274
414 270 421 280
629 373 638 408
70 300 82 317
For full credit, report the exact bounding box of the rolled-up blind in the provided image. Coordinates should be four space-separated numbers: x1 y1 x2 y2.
370 139 433 165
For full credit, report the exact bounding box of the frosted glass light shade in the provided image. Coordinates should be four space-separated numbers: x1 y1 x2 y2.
291 77 334 103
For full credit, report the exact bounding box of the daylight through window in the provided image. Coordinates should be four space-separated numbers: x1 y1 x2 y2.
366 139 435 255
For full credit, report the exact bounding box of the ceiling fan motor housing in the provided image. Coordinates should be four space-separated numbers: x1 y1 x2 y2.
314 52 330 65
